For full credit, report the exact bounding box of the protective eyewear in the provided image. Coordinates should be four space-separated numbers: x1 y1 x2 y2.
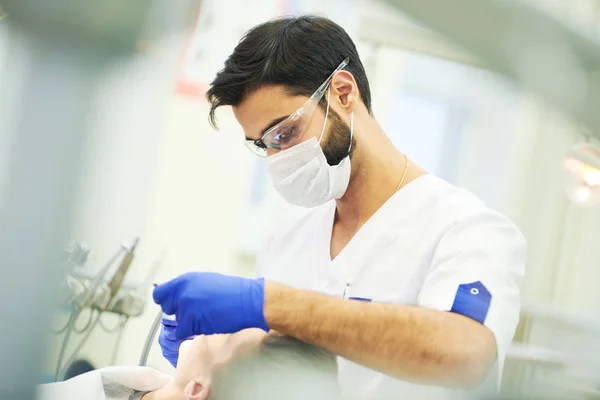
245 58 349 157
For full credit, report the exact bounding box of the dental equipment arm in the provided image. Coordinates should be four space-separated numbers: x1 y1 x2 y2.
55 246 125 381
56 238 142 380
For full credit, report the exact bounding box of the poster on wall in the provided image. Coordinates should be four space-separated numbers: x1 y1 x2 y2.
174 0 360 100
175 0 284 99
174 1 207 98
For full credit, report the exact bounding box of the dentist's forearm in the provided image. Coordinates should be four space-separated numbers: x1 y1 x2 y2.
262 281 497 388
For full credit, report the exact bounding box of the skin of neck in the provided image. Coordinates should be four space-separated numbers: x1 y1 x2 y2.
334 106 426 232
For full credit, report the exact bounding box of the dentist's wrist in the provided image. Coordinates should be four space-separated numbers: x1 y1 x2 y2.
262 281 291 332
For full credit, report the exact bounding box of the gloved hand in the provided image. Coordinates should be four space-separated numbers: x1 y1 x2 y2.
152 272 268 339
157 314 192 368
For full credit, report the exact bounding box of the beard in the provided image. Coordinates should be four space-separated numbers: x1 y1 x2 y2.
321 108 354 166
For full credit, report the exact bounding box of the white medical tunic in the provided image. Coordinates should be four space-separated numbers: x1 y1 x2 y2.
256 174 526 399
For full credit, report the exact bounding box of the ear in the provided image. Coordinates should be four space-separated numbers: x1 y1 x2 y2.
185 378 211 400
331 71 358 112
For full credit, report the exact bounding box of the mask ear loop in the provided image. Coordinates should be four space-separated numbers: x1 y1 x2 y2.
318 86 331 143
319 85 354 155
348 112 354 153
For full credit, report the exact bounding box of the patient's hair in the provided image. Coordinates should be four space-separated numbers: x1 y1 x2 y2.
211 335 340 400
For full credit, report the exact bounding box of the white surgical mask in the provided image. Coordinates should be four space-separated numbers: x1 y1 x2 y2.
267 90 353 208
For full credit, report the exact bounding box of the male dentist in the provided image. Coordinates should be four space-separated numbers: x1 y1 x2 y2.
153 15 525 398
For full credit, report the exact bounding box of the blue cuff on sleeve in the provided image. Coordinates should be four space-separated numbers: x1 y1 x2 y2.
450 281 491 324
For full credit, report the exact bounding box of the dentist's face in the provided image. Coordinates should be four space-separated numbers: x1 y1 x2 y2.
233 85 353 165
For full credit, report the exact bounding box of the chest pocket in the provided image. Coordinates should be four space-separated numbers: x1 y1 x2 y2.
340 232 435 306
262 246 340 294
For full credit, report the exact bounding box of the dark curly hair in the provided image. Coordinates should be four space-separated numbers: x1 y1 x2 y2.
206 15 372 129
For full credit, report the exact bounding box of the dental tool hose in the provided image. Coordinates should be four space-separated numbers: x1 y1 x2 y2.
139 310 163 366
57 239 140 380
54 246 125 381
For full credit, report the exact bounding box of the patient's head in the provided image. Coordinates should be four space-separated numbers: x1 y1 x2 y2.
210 334 339 400
173 330 339 400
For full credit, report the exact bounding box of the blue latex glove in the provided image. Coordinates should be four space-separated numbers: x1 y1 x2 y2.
152 272 268 339
157 314 193 368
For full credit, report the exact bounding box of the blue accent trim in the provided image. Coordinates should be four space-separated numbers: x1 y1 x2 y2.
348 297 372 302
450 281 491 324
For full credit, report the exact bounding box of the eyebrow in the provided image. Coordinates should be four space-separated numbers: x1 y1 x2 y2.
245 116 289 141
